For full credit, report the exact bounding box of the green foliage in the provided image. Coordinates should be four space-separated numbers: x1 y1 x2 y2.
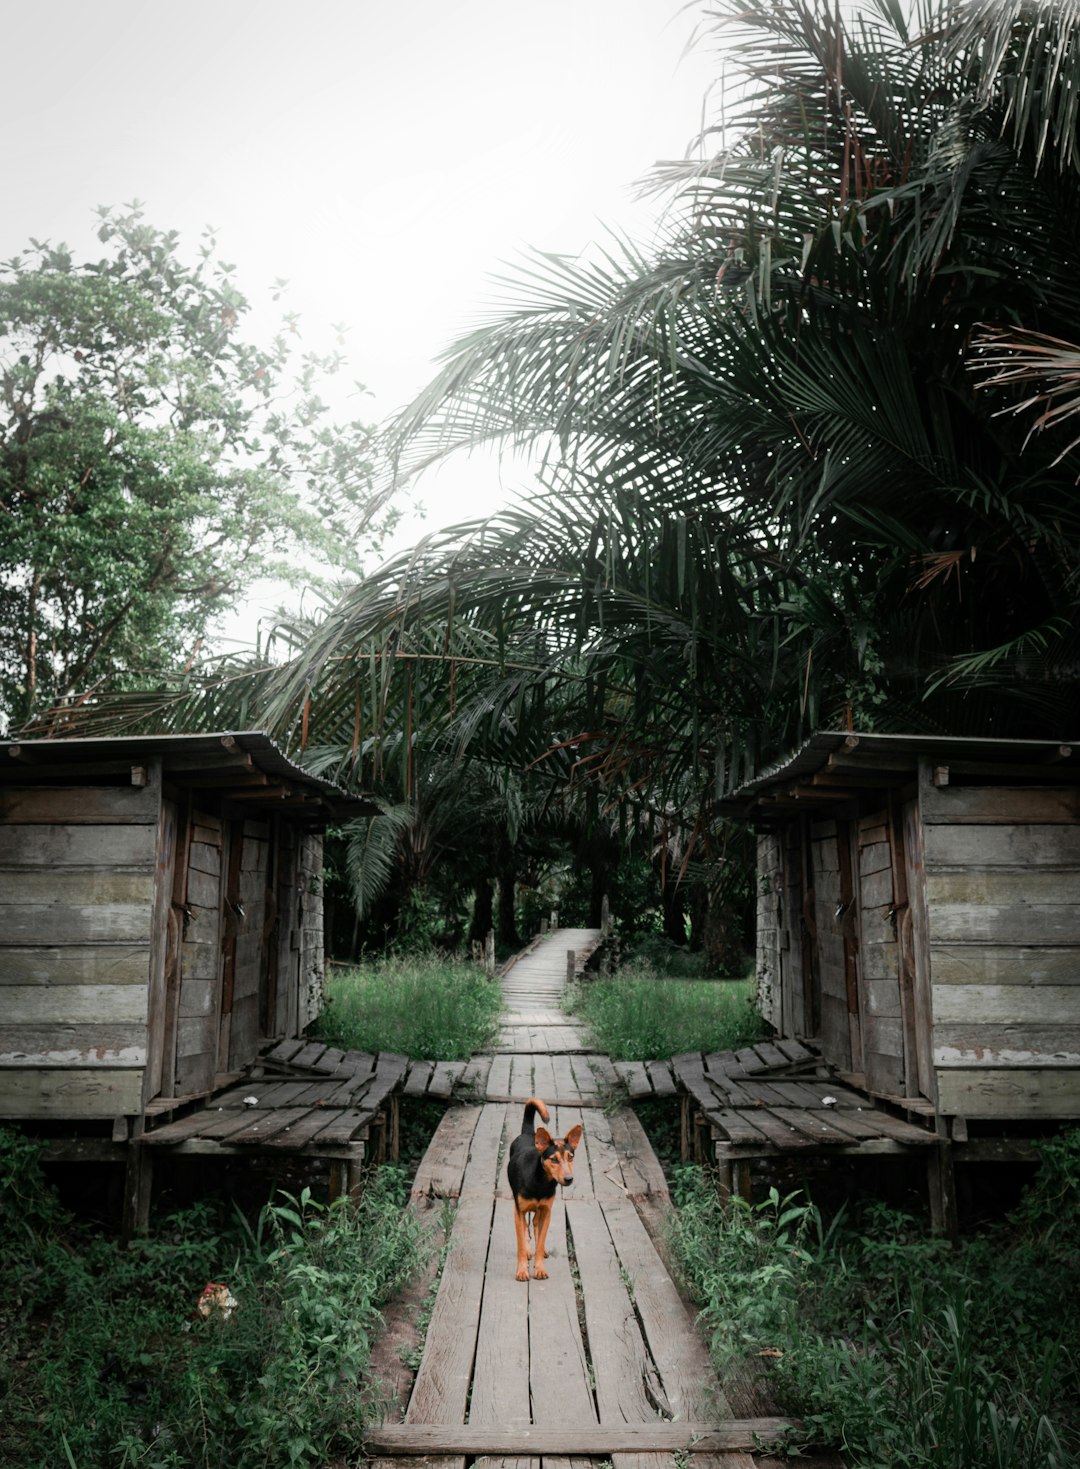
315 955 502 1060
667 1158 1080 1469
0 205 389 732
0 1131 425 1469
566 969 762 1061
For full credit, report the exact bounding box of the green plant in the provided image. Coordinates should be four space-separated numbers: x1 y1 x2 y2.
665 1164 1080 1469
315 954 502 1059
566 971 762 1061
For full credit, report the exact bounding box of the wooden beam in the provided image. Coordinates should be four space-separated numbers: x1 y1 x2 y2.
363 1422 798 1455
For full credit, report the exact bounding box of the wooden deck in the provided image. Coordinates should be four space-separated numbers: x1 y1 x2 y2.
367 927 796 1468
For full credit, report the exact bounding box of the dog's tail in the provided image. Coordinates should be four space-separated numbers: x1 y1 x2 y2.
520 1097 550 1134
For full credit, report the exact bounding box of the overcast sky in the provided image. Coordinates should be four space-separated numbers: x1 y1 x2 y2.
4 0 720 628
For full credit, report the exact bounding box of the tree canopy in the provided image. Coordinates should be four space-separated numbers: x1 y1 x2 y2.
0 206 390 732
57 2 1080 954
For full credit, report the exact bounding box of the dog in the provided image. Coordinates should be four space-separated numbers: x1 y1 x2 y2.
506 1097 583 1281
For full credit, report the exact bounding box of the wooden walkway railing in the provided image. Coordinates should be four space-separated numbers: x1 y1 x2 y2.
365 926 796 1469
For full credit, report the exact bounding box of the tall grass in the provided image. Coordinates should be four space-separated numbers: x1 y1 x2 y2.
315 955 502 1059
0 1129 426 1469
668 1162 1080 1469
565 964 763 1060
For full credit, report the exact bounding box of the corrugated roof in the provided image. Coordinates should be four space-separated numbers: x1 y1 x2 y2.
717 729 1079 818
0 730 375 821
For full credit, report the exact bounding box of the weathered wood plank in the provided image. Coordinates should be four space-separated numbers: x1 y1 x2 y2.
0 1024 147 1065
568 1200 664 1422
0 945 149 986
929 904 1080 945
931 946 1080 985
527 1190 596 1426
0 1066 143 1117
922 785 1080 826
933 983 1080 1026
405 1196 496 1423
0 824 156 867
0 906 151 945
468 1195 532 1426
0 870 156 906
412 1106 481 1200
0 984 148 1024
936 1067 1080 1118
934 1025 1080 1065
924 824 1080 867
0 784 160 825
365 1423 795 1455
926 869 1080 905
614 1061 653 1098
599 1195 721 1420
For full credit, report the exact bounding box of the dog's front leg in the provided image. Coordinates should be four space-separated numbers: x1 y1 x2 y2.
531 1200 553 1279
513 1201 533 1281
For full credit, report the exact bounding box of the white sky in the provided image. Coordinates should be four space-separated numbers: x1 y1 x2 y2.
3 0 721 637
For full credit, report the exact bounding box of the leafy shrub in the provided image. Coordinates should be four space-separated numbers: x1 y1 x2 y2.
0 1133 426 1469
667 1162 1080 1469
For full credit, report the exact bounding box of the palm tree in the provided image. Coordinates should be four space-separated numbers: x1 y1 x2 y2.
52 0 1080 940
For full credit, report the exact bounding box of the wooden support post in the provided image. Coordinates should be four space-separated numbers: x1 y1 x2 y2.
680 1095 692 1161
715 1153 733 1202
121 1125 153 1245
566 949 576 985
389 1095 400 1162
733 1160 754 1205
928 1124 958 1242
484 929 495 974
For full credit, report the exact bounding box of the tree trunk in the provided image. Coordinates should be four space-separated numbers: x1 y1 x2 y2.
496 864 520 948
469 877 494 946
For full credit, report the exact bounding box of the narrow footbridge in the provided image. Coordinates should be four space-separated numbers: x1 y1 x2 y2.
365 926 795 1469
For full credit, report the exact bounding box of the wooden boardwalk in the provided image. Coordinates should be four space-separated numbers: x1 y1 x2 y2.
366 927 794 1468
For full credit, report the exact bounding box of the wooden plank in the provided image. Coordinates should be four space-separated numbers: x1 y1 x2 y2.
933 983 1080 1026
0 1066 143 1118
606 1108 670 1201
645 1060 677 1097
0 783 160 824
365 1422 794 1455
568 1200 666 1421
921 785 1080 825
936 1067 1080 1118
0 906 151 945
0 946 148 986
527 1188 596 1425
404 1059 436 1096
412 1106 481 1200
0 1025 146 1066
0 824 155 867
429 1061 467 1099
468 1197 533 1428
295 1106 376 1146
0 984 148 1025
933 1024 1080 1065
931 946 1080 985
0 870 155 906
927 869 1080 906
587 1196 719 1420
929 904 1080 945
405 1195 496 1423
614 1062 653 1098
924 824 1080 867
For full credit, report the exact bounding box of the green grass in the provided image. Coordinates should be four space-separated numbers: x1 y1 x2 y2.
667 1147 1080 1469
315 955 502 1060
0 1129 427 1469
565 963 763 1061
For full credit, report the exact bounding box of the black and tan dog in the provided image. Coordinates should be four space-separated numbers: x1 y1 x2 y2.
506 1097 583 1281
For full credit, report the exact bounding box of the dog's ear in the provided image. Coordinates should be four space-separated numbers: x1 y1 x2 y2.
565 1124 583 1150
534 1127 552 1150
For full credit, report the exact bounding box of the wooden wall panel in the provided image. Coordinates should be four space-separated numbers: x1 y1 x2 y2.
0 947 148 986
0 784 159 825
921 761 1080 1119
0 1067 143 1118
755 833 783 1033
937 1068 1080 1118
0 824 155 867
